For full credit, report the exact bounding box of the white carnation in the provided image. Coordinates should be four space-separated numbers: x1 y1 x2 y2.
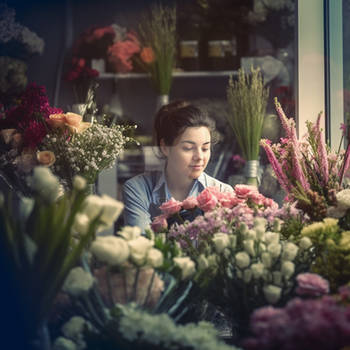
174 257 196 280
91 236 129 266
118 226 142 241
63 267 94 297
281 242 299 261
235 252 250 269
128 236 154 265
146 248 163 268
212 232 230 253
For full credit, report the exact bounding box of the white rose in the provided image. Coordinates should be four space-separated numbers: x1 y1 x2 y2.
251 263 264 279
63 267 94 297
265 231 280 245
207 254 218 269
263 284 282 304
91 236 130 266
52 337 77 350
267 243 282 258
272 271 283 286
243 239 255 256
243 269 252 283
128 236 154 265
30 166 60 203
73 176 86 191
212 232 230 253
72 213 90 236
281 242 299 261
174 257 196 280
281 260 295 279
244 229 257 241
118 226 142 241
235 252 250 269
146 248 163 268
299 237 313 250
261 252 272 268
61 316 87 342
336 189 350 210
197 254 209 270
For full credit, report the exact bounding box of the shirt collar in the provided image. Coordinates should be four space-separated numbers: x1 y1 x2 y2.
153 169 207 197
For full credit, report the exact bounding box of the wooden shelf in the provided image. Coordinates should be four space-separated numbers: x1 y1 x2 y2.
98 70 238 80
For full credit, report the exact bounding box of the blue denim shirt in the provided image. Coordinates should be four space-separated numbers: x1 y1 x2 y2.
122 170 233 232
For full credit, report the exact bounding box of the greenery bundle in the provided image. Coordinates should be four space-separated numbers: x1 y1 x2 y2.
138 3 177 95
226 67 269 185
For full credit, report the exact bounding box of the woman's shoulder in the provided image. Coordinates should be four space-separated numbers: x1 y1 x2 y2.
123 171 161 191
202 172 234 192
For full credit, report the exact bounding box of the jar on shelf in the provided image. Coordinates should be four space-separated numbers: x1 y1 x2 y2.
206 22 239 71
178 14 201 71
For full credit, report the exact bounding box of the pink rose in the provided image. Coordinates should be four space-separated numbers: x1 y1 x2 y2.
159 197 182 216
197 188 218 212
296 273 330 297
151 215 168 233
234 184 259 199
182 196 198 210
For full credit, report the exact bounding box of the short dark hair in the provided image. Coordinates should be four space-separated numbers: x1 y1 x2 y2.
153 100 218 147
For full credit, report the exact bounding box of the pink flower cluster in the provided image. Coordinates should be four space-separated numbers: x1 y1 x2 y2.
244 284 350 350
151 185 282 240
296 273 330 297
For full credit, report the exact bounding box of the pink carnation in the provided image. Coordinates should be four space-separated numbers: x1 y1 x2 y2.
182 196 198 210
234 184 259 199
296 273 330 297
197 188 218 212
151 214 168 233
159 197 182 216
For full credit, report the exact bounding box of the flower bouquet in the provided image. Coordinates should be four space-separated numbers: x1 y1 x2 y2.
243 275 350 350
226 67 269 186
0 167 124 348
260 98 350 221
137 3 177 96
50 224 239 350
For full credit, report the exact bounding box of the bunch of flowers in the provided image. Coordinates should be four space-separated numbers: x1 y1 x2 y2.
300 216 350 291
0 83 63 194
243 276 350 350
260 98 349 221
40 113 135 188
152 185 287 245
64 57 99 104
137 2 177 95
72 25 116 59
0 4 44 59
226 67 269 186
107 30 141 73
0 167 124 347
54 303 239 350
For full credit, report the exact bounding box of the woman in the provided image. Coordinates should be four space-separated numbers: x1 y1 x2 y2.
123 100 233 232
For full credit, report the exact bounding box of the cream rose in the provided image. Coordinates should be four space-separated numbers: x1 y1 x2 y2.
37 150 56 167
212 232 230 253
128 236 154 265
48 113 66 128
173 257 196 280
63 267 94 297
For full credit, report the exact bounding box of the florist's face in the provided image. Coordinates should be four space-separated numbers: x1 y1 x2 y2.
161 126 211 180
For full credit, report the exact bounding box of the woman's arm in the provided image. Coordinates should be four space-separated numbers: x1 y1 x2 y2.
122 178 152 233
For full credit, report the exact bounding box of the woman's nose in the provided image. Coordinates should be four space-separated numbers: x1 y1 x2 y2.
193 148 203 160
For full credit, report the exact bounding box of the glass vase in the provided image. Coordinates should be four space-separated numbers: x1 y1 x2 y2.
244 160 259 187
156 94 169 112
29 320 51 350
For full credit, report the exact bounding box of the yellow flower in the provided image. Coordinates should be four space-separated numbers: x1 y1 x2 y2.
340 231 350 251
301 221 325 238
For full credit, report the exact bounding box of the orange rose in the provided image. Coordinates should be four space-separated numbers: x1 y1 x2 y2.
140 47 155 64
48 113 66 128
67 121 92 134
37 150 56 167
65 112 83 127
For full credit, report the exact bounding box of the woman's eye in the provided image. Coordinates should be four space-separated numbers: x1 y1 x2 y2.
202 148 209 152
183 147 193 151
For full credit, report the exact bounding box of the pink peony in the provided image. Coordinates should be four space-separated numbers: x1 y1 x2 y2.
151 214 168 233
197 188 218 212
182 196 198 210
159 197 182 216
296 273 330 297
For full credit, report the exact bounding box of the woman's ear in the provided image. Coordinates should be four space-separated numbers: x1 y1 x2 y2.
160 139 169 157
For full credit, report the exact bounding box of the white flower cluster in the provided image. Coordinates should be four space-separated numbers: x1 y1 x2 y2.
0 4 44 55
42 122 131 185
90 226 163 268
116 304 238 350
196 217 313 305
327 189 350 219
0 56 27 94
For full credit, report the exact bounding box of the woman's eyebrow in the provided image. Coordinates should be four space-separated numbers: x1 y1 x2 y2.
180 141 211 145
